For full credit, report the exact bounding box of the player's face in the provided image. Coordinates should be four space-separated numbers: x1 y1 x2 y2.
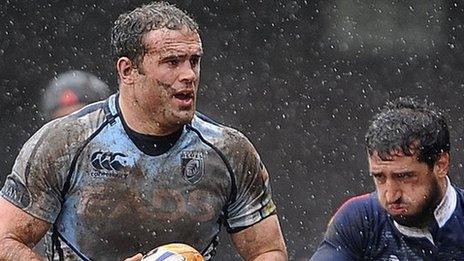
369 151 443 227
133 26 202 129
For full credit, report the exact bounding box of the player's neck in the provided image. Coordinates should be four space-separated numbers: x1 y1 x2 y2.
118 93 181 136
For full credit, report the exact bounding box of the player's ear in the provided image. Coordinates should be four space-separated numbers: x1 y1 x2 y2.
434 152 450 178
117 57 137 85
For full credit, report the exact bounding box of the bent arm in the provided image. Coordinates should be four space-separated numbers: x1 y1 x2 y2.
0 197 50 260
231 215 287 261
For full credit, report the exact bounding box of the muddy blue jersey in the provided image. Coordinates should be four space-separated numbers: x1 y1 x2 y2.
0 94 276 260
311 181 464 260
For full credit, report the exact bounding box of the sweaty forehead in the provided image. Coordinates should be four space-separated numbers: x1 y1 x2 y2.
143 27 202 55
368 151 422 170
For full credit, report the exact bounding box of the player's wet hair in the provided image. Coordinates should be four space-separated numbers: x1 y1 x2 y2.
365 97 450 168
111 2 198 68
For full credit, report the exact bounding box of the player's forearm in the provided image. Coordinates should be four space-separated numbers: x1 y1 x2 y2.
248 250 288 261
0 237 43 261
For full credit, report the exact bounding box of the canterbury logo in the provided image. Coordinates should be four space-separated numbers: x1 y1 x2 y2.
91 151 127 171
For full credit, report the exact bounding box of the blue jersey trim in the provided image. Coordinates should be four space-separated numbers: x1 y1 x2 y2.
195 111 222 127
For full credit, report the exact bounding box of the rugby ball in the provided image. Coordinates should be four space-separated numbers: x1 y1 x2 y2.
142 243 204 261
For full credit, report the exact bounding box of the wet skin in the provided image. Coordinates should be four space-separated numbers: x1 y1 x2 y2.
369 151 448 227
119 26 203 136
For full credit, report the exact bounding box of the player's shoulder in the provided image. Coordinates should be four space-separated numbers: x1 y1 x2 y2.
454 185 464 197
332 192 383 223
13 100 109 174
323 192 387 246
44 100 107 136
453 185 464 208
59 99 108 123
191 112 252 147
28 100 107 151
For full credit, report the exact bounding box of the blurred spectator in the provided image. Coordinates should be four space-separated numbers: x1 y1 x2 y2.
42 70 111 120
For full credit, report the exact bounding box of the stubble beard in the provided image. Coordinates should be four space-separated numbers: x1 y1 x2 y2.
156 80 196 128
166 109 195 127
391 175 441 228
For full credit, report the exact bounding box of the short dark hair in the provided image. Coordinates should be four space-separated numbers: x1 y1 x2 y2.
111 2 198 67
365 97 450 167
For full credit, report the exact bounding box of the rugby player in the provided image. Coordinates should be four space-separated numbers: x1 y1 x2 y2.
0 2 287 260
311 97 464 259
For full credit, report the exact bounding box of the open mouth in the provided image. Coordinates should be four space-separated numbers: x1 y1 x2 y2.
173 90 194 107
173 92 193 100
388 204 407 215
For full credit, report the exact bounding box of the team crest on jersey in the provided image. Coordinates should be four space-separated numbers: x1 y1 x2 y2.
181 151 204 184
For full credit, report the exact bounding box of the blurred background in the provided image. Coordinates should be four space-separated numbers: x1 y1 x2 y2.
2 0 464 259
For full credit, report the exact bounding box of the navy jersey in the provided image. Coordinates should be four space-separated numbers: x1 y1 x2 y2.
0 94 276 260
311 179 464 260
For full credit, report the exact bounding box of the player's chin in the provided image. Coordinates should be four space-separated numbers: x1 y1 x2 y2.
390 213 420 227
171 110 195 125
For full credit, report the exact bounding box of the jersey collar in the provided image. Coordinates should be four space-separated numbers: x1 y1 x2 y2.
393 176 457 244
434 176 457 227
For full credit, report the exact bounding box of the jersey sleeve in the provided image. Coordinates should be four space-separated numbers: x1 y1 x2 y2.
223 132 276 232
311 195 371 260
0 120 71 223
